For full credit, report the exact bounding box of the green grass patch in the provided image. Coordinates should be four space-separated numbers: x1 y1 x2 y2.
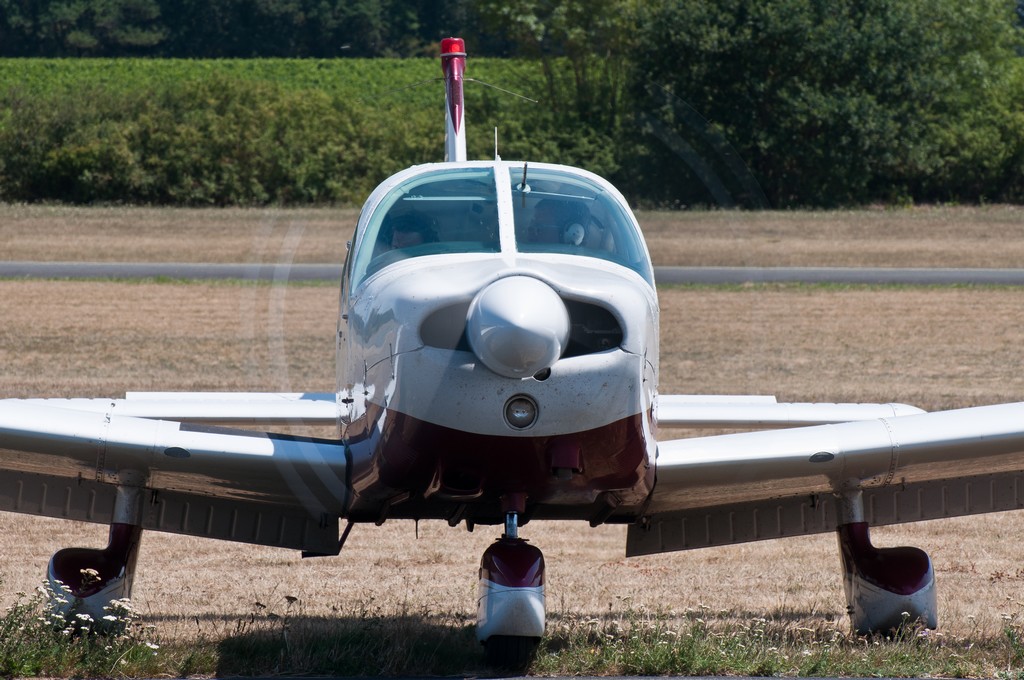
0 580 165 678
532 606 1015 677
6 582 1024 677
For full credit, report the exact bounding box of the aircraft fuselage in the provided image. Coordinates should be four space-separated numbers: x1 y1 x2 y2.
335 160 660 526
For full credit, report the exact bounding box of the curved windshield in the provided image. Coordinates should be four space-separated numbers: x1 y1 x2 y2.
351 168 499 286
510 167 653 284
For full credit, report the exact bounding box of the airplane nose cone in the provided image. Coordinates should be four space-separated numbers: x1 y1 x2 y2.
466 276 570 378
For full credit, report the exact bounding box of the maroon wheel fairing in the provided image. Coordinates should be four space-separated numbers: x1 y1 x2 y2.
49 523 142 597
836 521 937 635
837 522 931 596
480 536 545 588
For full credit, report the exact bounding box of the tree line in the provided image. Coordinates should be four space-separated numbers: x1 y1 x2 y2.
0 1 494 58
1 0 1022 207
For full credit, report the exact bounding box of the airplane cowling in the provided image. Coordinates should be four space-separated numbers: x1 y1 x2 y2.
47 523 143 629
837 522 937 635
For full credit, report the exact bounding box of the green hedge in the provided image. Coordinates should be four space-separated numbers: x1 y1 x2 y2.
1 54 1023 207
0 59 583 205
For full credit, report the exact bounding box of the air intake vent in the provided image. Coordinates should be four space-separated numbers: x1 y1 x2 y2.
421 301 472 350
564 300 623 357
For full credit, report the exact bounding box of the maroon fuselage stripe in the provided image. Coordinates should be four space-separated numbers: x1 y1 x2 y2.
377 409 650 502
345 402 654 520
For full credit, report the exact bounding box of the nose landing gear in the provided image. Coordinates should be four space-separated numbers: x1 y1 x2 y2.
476 501 545 669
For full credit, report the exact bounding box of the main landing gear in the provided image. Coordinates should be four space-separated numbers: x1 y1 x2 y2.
476 495 545 668
46 483 145 629
837 490 937 635
48 523 143 626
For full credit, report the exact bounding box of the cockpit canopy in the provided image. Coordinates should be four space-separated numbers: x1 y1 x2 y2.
350 163 653 287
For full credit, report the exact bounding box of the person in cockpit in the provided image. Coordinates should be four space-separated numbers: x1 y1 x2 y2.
384 212 438 250
523 198 617 254
525 199 590 246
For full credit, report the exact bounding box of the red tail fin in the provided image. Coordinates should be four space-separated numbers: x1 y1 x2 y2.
441 37 467 162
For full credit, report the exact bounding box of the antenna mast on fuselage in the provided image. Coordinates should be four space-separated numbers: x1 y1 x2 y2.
441 37 467 163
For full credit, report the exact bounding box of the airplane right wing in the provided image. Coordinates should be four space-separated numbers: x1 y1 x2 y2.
630 401 1024 556
10 391 338 426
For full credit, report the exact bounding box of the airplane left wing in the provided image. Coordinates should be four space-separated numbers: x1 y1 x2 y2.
630 401 1024 556
0 400 348 554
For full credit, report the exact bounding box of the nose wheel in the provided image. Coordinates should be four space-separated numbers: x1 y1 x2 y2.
476 508 545 669
484 634 539 670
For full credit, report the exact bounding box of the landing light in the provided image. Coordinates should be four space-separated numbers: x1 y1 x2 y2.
504 395 538 430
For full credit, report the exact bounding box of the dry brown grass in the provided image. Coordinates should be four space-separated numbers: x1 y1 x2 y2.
3 280 1024 645
0 205 358 264
641 205 1024 267
4 203 1024 267
2 206 1024 653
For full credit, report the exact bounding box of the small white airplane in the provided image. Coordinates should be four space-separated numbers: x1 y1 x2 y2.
3 37 1024 667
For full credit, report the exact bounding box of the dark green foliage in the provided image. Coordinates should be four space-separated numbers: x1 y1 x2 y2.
631 0 1024 207
0 0 166 56
0 0 487 57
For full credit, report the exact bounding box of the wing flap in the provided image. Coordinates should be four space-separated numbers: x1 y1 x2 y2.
0 470 339 553
627 468 1024 556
